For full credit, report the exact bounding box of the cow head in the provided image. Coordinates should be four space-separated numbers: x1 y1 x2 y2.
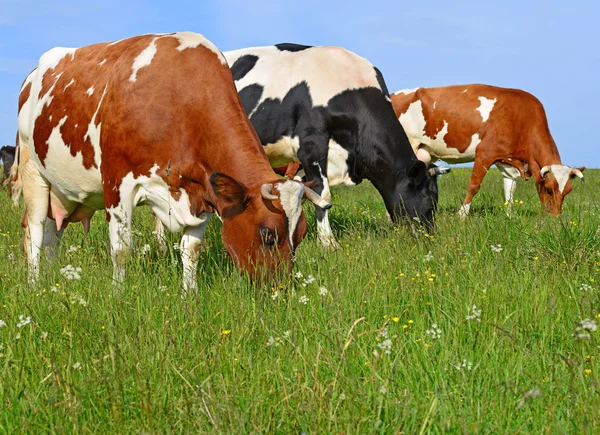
209 173 330 278
1 145 16 184
538 165 585 215
389 161 450 231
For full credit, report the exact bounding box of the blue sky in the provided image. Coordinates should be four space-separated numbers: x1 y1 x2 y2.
1 0 598 166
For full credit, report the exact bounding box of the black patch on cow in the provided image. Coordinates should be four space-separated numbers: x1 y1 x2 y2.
230 55 259 81
275 43 312 52
238 84 264 115
247 82 316 145
374 67 390 96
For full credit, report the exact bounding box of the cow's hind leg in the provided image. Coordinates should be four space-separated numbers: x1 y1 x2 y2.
21 163 51 283
106 204 134 285
153 214 167 251
180 217 211 295
496 163 520 216
458 156 493 219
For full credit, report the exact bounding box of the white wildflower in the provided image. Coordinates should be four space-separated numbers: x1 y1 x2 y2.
379 385 387 395
72 362 81 370
7 252 15 262
294 271 303 279
339 393 346 401
299 295 309 305
67 245 78 253
0 319 5 328
377 339 393 355
490 244 503 253
580 283 593 292
455 359 473 371
60 264 82 280
283 330 291 340
516 388 542 409
158 285 168 292
423 251 434 262
41 331 48 340
271 290 279 301
266 336 276 347
426 323 442 339
318 286 328 296
16 315 31 328
141 244 151 255
172 243 180 251
466 305 482 322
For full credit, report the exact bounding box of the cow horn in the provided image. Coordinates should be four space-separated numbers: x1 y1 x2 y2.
260 183 278 200
540 166 551 178
429 166 451 176
571 168 585 181
303 186 332 209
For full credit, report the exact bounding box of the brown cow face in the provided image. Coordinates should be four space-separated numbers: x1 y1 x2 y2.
210 173 307 279
537 166 585 215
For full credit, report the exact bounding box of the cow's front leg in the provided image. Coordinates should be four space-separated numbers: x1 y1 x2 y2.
180 217 211 296
302 160 339 249
106 205 133 285
459 157 492 219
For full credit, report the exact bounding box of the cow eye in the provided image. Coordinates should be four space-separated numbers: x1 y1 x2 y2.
260 227 278 247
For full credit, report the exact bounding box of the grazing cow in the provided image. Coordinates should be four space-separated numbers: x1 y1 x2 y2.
1 145 16 184
391 84 584 217
12 32 329 291
212 44 447 248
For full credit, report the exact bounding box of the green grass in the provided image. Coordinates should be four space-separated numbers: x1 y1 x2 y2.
1 168 599 433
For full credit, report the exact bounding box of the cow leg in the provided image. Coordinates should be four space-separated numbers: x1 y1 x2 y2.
180 218 211 295
43 217 64 260
297 138 339 249
153 214 167 251
459 157 492 219
496 163 520 216
106 205 133 285
21 164 51 283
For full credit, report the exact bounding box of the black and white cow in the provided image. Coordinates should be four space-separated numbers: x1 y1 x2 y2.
223 44 448 247
1 145 16 184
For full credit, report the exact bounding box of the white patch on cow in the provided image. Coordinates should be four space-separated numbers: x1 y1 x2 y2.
433 101 436 110
385 95 392 103
399 100 426 138
549 164 572 193
275 180 304 247
49 115 52 122
74 124 78 129
462 89 468 93
394 87 419 95
99 59 106 67
84 85 107 169
458 203 471 218
263 136 301 168
326 139 354 186
63 78 75 92
435 120 449 144
86 86 94 96
225 45 381 108
476 96 497 122
110 164 209 233
172 32 227 64
42 115 103 208
129 38 158 82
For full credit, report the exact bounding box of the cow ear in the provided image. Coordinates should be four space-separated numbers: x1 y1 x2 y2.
408 160 427 185
210 173 248 205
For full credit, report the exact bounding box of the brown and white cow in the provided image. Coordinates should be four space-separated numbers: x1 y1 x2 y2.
390 84 584 217
12 32 329 291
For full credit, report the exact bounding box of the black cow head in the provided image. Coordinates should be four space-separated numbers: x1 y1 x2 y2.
1 145 16 182
389 161 450 231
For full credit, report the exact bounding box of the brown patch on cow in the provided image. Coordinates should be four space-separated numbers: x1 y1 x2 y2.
18 81 32 111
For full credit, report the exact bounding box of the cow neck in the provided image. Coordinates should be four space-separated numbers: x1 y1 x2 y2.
193 109 276 187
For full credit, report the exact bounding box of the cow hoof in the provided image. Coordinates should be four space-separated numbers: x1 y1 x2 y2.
319 237 341 250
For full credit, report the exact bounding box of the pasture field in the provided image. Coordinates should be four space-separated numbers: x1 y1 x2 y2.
0 167 599 433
